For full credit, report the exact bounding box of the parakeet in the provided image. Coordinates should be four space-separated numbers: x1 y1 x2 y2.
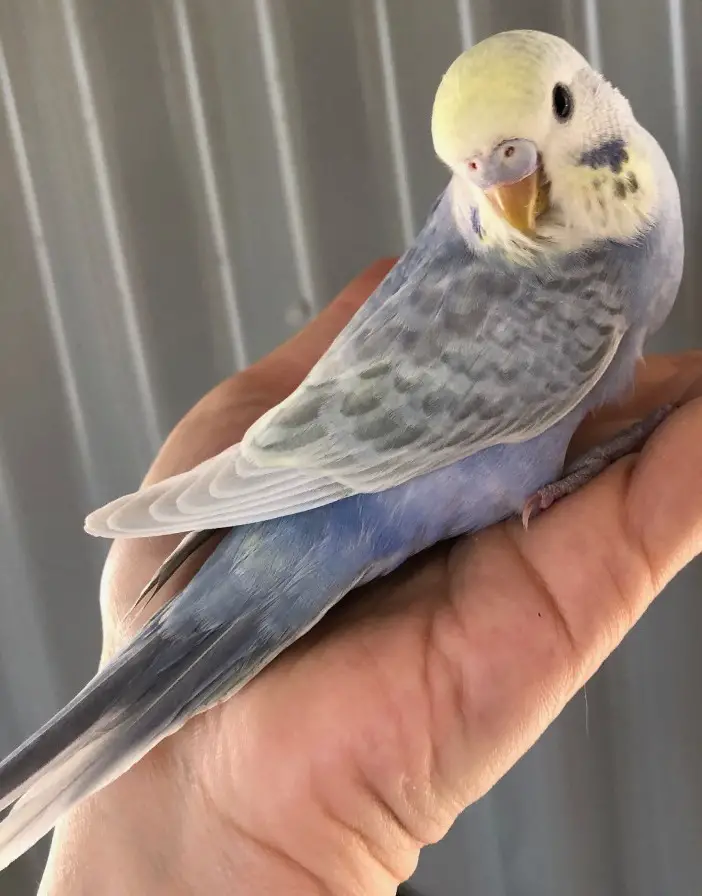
0 29 683 871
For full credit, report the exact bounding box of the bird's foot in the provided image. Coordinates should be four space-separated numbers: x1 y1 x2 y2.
521 403 675 529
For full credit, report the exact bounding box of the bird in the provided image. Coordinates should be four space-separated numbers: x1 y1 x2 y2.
0 28 683 871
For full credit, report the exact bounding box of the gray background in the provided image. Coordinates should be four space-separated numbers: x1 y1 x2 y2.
0 1 700 894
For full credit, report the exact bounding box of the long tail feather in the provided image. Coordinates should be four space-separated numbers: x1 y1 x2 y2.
0 482 379 873
0 587 335 872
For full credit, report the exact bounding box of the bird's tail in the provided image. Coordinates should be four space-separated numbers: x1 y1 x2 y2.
0 584 333 872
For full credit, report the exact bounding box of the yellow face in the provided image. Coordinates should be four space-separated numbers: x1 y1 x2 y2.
431 32 582 169
431 30 656 252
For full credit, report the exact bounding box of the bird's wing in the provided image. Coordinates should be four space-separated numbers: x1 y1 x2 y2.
242 245 627 488
86 198 627 538
85 447 355 536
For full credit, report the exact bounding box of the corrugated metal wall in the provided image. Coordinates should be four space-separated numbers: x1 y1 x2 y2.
0 2 700 893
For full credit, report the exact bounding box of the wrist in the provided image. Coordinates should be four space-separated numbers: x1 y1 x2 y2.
39 794 321 896
37 748 408 896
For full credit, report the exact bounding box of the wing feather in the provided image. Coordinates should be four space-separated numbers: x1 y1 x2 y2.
85 191 631 538
243 243 627 490
85 445 352 537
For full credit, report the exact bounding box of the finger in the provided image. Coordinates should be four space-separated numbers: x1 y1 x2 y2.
143 257 396 488
526 395 702 681
599 351 702 419
207 256 398 407
448 394 702 803
568 351 702 458
254 257 397 385
533 393 702 667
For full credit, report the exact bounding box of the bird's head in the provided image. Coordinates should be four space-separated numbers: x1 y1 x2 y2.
432 30 659 255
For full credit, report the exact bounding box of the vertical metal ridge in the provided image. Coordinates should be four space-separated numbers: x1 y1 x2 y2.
666 0 693 330
667 0 689 178
60 0 162 451
582 0 602 71
456 0 475 49
254 0 322 318
173 0 248 371
372 0 416 245
0 35 98 500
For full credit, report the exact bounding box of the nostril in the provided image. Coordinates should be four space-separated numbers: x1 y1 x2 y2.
504 144 516 159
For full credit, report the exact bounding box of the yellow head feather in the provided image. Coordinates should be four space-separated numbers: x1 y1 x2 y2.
431 30 659 256
432 31 587 168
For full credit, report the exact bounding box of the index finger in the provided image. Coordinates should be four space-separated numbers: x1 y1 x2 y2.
568 351 702 460
142 257 397 489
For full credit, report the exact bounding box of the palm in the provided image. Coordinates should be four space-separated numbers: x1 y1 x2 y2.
90 262 702 890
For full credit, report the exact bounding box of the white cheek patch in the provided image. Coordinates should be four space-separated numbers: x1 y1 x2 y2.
540 137 657 247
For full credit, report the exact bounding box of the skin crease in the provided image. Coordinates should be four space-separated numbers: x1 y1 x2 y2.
38 258 702 895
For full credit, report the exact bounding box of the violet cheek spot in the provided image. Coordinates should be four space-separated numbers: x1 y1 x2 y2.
580 138 629 174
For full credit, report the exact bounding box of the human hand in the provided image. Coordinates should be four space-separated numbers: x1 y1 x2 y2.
40 260 702 895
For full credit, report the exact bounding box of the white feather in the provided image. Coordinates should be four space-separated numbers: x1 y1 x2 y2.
84 443 353 538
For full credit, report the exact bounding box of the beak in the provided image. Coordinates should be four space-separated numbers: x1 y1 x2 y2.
485 169 548 235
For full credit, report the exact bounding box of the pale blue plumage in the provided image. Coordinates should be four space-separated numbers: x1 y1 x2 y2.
0 29 684 870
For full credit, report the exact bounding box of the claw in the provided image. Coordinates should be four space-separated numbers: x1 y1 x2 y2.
521 488 556 529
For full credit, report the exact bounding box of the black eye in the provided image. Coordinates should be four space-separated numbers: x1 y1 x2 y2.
552 83 573 121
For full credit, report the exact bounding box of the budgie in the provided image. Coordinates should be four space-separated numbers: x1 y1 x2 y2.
0 29 683 871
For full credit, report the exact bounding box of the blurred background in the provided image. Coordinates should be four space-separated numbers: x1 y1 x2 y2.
0 1 700 894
